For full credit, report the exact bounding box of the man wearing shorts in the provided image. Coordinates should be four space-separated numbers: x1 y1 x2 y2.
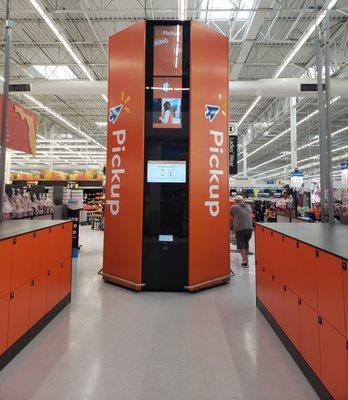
230 195 253 267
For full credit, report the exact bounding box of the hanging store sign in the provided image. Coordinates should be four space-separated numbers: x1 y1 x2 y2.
0 95 39 156
290 170 304 190
341 162 348 187
229 134 238 176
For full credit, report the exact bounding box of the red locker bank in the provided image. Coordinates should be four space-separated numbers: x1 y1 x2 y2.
0 220 73 371
255 222 348 400
101 20 230 292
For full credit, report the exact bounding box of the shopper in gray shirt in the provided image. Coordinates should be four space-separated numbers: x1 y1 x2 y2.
230 195 253 267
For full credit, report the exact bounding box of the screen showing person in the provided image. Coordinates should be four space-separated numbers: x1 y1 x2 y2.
153 25 182 76
152 77 182 129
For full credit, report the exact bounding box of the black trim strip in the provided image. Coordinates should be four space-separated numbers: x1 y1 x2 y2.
256 297 333 400
0 293 71 372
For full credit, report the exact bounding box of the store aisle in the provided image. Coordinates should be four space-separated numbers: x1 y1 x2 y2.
0 227 318 400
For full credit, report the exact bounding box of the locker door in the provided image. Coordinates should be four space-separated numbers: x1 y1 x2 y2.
319 317 348 400
61 223 72 261
299 299 321 378
343 262 348 336
59 259 72 300
46 265 60 311
272 278 286 330
31 229 49 279
263 267 274 313
29 274 47 327
283 287 300 349
317 252 345 336
298 243 318 311
272 232 285 282
282 237 299 295
0 239 12 298
8 283 30 347
48 225 63 268
11 234 33 290
0 294 10 355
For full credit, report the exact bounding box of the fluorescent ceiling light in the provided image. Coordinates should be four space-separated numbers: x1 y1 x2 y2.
200 0 253 21
102 94 108 102
95 121 107 127
178 0 187 20
24 94 106 150
237 96 261 127
237 0 339 126
33 65 76 80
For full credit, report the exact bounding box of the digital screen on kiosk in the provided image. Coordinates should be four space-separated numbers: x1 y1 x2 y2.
152 77 182 129
153 25 182 76
147 161 186 183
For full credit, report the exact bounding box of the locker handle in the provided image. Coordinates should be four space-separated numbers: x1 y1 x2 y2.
13 237 16 244
62 224 64 230
282 236 285 242
31 280 35 286
298 298 302 305
283 285 287 292
262 227 264 232
346 341 348 351
272 275 275 281
48 270 51 276
296 242 299 248
271 231 273 237
342 261 347 271
262 267 265 272
10 292 14 299
60 263 63 268
315 250 319 258
49 228 52 233
318 316 323 325
33 232 36 238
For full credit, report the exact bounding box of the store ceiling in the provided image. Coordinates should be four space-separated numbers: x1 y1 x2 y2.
0 0 347 181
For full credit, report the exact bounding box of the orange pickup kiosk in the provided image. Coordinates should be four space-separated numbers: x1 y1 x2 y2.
255 223 348 400
101 20 230 291
0 220 72 371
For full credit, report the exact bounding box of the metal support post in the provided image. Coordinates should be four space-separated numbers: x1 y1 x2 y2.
243 133 247 177
290 97 297 172
315 39 327 223
324 4 334 224
0 0 14 221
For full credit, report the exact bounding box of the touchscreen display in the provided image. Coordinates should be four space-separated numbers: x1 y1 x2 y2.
147 160 186 183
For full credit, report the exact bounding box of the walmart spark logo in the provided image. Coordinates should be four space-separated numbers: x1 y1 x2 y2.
204 94 227 123
109 91 131 124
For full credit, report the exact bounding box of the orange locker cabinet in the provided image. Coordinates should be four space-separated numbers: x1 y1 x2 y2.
0 239 12 298
8 283 30 347
0 294 10 356
61 223 72 261
281 237 299 295
298 243 318 311
11 234 33 290
316 251 345 336
298 299 321 378
319 317 348 400
343 262 348 336
48 225 63 268
29 274 47 327
31 229 49 279
283 287 300 350
60 259 72 301
46 264 61 311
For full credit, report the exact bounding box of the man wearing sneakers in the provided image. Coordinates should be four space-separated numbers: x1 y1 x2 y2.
230 195 253 267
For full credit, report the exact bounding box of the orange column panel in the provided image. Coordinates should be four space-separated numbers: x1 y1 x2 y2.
31 229 49 279
61 223 72 261
29 274 47 327
8 282 30 347
317 251 345 336
11 234 32 291
46 265 61 311
298 243 318 311
59 259 72 300
0 239 12 298
299 299 321 378
0 294 10 355
103 21 146 285
319 317 348 400
188 20 230 287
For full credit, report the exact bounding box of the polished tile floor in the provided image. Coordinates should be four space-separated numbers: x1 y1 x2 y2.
0 227 319 400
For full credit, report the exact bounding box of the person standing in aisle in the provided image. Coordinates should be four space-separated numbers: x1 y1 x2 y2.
230 195 253 267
